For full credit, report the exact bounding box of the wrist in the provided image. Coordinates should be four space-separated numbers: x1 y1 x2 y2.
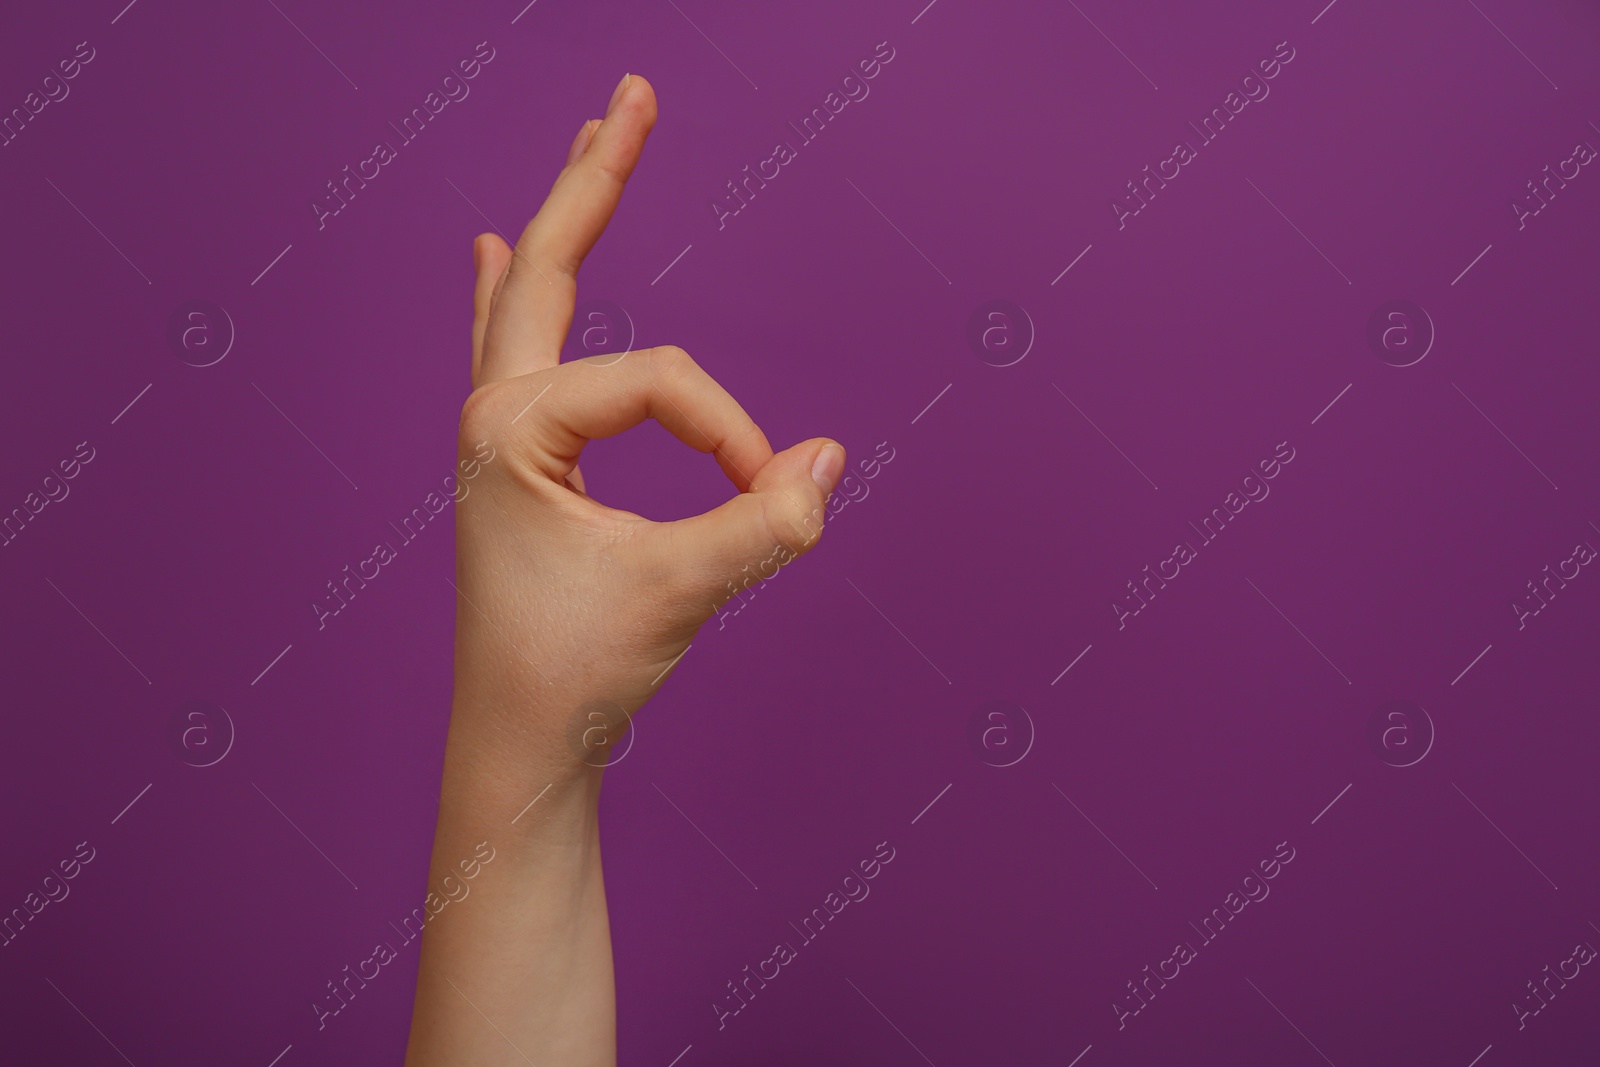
437 684 609 827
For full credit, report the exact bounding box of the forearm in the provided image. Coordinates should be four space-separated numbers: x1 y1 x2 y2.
404 692 615 1067
404 68 837 1063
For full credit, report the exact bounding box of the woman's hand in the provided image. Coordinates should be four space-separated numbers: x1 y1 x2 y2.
405 73 842 1067
455 72 845 786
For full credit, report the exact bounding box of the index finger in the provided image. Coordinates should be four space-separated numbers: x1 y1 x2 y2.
490 346 773 493
480 74 658 382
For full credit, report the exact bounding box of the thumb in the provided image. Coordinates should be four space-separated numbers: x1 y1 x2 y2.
655 437 846 604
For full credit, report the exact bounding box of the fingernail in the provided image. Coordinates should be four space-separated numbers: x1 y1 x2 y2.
607 73 630 114
471 234 484 272
811 442 845 497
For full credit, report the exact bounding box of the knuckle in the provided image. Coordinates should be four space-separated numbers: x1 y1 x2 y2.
649 344 694 376
457 382 496 438
457 378 517 446
594 156 633 190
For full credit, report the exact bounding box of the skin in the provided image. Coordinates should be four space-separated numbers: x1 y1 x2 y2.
402 73 845 1066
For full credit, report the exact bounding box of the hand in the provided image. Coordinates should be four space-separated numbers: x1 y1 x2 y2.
405 73 843 1067
454 72 845 782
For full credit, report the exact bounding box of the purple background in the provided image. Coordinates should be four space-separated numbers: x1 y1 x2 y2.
4 0 1599 1063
